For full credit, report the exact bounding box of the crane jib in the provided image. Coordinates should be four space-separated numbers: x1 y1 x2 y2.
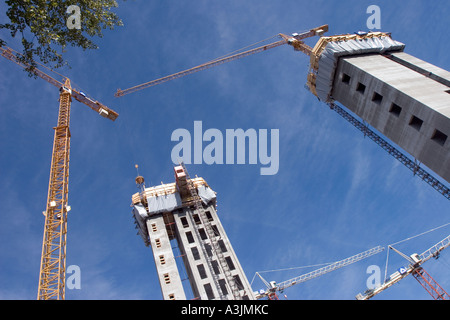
114 39 287 97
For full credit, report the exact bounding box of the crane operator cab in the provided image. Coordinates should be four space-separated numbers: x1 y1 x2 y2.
410 253 422 266
59 86 72 95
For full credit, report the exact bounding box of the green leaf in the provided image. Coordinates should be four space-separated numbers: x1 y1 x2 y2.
0 0 125 74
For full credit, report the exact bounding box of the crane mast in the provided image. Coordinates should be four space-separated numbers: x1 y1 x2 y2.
37 79 72 300
1 45 118 299
412 267 449 300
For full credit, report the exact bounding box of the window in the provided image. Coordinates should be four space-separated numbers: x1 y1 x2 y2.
371 91 383 104
151 223 157 232
233 275 243 290
163 273 171 284
219 279 228 295
218 240 228 252
155 238 161 248
205 211 214 221
159 255 166 265
389 103 402 117
431 129 448 146
191 247 200 260
199 228 208 240
211 225 220 237
212 260 220 275
356 82 366 94
225 256 236 270
204 283 215 299
193 214 201 225
168 293 175 300
341 73 351 84
186 231 195 244
205 244 213 257
409 115 424 131
197 264 207 279
180 217 189 228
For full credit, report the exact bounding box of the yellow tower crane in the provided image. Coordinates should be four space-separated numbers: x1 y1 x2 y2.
1 46 118 300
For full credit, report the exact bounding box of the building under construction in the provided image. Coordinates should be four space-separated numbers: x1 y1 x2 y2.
131 165 255 300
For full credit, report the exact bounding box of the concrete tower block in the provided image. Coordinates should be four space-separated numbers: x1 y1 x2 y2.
306 32 450 182
332 52 450 182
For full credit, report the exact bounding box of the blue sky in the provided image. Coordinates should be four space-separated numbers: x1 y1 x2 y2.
0 0 449 300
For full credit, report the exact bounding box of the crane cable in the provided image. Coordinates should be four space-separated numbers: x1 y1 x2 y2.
382 221 450 282
206 28 310 64
389 222 450 247
204 34 281 65
436 255 450 271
